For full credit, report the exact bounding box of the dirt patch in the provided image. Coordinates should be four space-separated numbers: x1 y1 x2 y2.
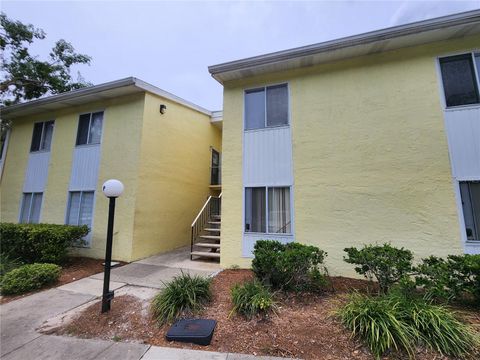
1 257 124 304
46 270 479 359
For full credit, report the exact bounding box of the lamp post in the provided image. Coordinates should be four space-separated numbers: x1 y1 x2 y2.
101 179 124 313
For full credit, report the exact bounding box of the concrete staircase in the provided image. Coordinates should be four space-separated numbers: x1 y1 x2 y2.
191 196 221 261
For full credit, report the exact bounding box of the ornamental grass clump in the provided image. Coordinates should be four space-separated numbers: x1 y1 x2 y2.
400 297 478 357
338 292 415 358
338 291 479 359
151 272 211 324
230 279 277 319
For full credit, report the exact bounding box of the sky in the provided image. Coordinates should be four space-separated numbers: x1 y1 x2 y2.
2 0 480 110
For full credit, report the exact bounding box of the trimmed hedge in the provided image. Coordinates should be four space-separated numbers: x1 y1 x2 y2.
415 254 480 303
1 263 61 295
0 223 89 264
252 240 328 292
344 243 413 293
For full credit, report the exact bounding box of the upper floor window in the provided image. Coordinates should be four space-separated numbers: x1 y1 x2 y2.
439 53 480 107
30 121 54 152
245 84 289 130
76 111 103 146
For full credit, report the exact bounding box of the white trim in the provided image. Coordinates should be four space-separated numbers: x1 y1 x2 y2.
0 128 11 180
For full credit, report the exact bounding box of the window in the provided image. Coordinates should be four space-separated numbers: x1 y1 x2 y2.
245 84 288 130
211 149 221 185
245 186 291 234
76 112 103 146
20 192 42 223
30 121 54 152
66 191 95 229
459 181 480 241
439 53 480 107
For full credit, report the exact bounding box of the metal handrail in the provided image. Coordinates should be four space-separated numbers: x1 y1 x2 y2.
191 196 213 227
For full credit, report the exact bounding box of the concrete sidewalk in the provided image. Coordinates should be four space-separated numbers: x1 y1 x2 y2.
0 248 292 360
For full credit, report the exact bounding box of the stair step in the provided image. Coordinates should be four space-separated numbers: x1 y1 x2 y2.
199 235 221 240
191 251 220 259
204 228 220 232
194 243 221 249
208 221 221 225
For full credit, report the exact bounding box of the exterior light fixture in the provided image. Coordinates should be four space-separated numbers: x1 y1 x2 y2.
160 104 167 114
101 179 124 313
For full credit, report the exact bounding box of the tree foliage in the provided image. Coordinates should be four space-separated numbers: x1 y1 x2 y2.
0 12 92 107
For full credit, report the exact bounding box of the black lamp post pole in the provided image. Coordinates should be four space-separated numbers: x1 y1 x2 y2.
101 196 116 313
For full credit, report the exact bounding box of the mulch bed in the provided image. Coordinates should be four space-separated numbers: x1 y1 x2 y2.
1 257 122 304
48 270 480 359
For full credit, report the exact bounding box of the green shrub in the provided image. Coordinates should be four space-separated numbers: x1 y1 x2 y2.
0 263 61 295
0 223 89 264
415 254 480 303
252 240 328 292
338 291 478 359
230 280 277 319
151 272 211 324
343 243 413 293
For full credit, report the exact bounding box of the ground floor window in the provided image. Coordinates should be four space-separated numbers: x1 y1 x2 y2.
20 192 43 223
66 191 94 229
459 181 480 241
245 186 291 234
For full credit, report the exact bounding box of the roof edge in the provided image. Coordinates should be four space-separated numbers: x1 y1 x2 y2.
208 9 480 81
1 77 214 118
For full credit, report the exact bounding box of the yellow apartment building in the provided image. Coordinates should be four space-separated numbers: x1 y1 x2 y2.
0 78 222 262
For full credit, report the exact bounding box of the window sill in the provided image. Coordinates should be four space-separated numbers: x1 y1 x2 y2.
75 143 101 149
445 104 480 112
244 232 293 236
244 125 290 133
30 150 50 154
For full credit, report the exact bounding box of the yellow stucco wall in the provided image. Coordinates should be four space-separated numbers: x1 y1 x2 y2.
131 93 222 260
0 118 32 222
0 94 145 262
220 35 480 274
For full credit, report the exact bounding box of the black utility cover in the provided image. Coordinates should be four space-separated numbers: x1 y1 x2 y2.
166 319 217 346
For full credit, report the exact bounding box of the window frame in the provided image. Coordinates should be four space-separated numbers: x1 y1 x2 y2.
243 82 290 131
244 185 293 235
456 180 480 243
65 190 95 247
75 111 104 147
30 120 55 153
19 192 43 224
65 190 95 226
437 51 480 110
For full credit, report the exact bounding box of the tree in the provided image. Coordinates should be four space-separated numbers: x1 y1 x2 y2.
0 12 92 107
